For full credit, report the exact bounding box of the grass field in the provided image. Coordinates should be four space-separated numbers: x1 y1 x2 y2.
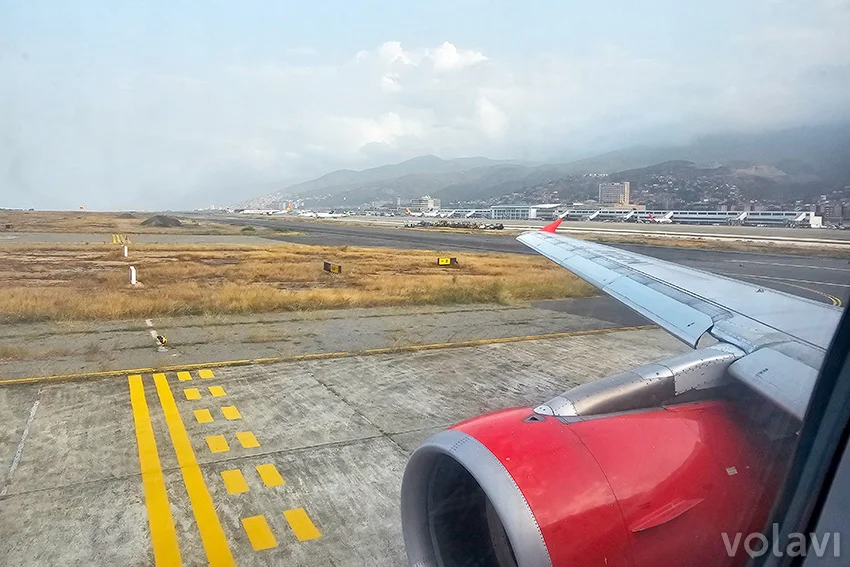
0 211 291 236
0 242 595 322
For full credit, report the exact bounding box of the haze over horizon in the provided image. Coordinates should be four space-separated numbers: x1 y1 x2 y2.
2 0 849 210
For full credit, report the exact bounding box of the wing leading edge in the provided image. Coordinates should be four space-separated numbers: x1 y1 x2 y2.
517 228 842 420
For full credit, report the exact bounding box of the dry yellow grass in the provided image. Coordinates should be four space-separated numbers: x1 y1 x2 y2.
0 211 290 236
0 242 594 322
0 345 32 361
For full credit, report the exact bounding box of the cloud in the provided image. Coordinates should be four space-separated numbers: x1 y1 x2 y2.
475 97 508 137
427 41 488 71
1 23 849 209
380 72 402 93
376 41 415 65
326 112 427 149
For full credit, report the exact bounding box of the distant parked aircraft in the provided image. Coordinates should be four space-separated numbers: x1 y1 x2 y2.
406 207 440 218
648 212 674 224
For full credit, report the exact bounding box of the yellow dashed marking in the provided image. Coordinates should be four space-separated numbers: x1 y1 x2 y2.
128 375 182 565
209 386 226 398
177 371 192 381
221 406 242 420
256 463 285 488
198 369 215 379
236 431 260 449
153 374 235 566
242 516 277 551
194 409 213 424
206 435 230 454
184 388 201 401
284 508 321 541
221 469 249 495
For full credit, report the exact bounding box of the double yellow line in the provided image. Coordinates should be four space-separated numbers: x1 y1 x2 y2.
129 373 235 566
129 375 181 564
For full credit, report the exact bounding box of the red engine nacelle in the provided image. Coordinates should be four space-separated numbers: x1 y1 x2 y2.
401 401 790 567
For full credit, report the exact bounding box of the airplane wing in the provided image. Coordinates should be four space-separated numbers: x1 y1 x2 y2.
517 222 842 420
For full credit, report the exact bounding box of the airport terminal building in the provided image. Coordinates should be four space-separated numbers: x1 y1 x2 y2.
483 205 821 226
558 208 822 227
490 204 561 220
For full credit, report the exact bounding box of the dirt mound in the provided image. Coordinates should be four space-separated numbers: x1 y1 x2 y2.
141 215 182 228
118 212 136 219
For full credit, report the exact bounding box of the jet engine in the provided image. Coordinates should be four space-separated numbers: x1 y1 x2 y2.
401 348 795 567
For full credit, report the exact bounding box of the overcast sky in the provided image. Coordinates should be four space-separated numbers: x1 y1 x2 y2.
1 0 848 210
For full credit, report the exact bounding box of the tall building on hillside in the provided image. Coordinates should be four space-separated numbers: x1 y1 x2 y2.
598 182 630 205
409 196 441 212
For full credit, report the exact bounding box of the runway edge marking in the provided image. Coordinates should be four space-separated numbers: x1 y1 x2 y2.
2 324 658 385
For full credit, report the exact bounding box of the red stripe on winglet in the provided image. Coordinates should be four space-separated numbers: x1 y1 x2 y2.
541 218 563 233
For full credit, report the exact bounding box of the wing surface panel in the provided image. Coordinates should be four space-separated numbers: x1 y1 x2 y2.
517 230 842 420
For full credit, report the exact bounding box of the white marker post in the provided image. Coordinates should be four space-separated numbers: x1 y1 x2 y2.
129 266 137 286
123 245 128 257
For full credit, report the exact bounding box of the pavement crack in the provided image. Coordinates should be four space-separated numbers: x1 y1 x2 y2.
265 361 409 456
385 423 453 437
0 435 396 500
188 434 393 469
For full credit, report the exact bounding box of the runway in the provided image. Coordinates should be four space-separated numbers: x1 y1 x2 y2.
202 216 850 307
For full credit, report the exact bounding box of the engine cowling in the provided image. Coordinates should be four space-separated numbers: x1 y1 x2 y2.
401 400 788 567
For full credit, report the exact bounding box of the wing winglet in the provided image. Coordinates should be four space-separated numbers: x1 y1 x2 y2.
541 218 563 233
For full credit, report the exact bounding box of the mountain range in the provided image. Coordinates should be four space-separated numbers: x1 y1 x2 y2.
236 123 850 209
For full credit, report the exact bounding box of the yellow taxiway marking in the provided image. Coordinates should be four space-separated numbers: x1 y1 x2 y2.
242 516 277 551
153 373 235 567
198 369 215 379
3 325 658 385
236 431 260 449
128 375 182 566
221 469 249 495
221 406 242 420
256 463 285 488
209 386 226 398
206 435 230 454
284 508 321 541
177 371 192 381
184 388 201 401
194 409 214 424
